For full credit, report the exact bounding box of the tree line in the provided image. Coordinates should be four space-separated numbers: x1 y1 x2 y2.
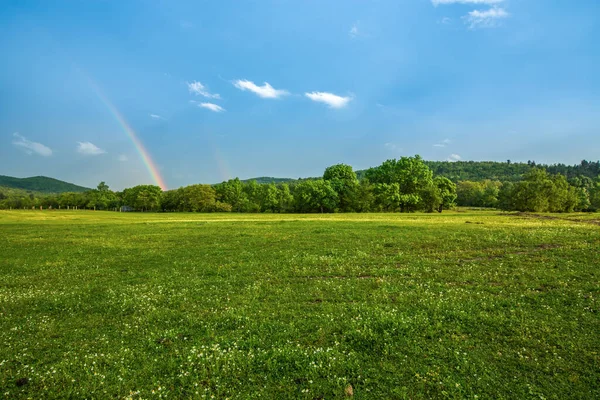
1 156 599 213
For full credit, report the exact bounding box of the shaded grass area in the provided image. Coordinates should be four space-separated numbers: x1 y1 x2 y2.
0 211 598 399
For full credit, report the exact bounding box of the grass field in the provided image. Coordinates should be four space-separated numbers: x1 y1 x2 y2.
0 211 598 399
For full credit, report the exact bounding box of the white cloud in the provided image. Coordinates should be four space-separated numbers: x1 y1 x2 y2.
199 103 225 113
447 154 462 162
305 92 353 109
349 23 359 38
441 17 452 24
432 0 503 5
434 138 451 147
385 143 402 152
233 80 289 99
12 133 53 156
149 114 163 120
77 142 106 156
188 81 221 99
118 154 128 162
464 7 509 29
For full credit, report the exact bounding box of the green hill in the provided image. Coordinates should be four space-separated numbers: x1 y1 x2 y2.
0 175 90 193
240 177 297 185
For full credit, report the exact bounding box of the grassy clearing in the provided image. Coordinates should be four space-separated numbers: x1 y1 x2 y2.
0 211 598 399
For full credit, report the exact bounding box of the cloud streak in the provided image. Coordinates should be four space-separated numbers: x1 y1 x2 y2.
464 6 509 28
188 81 221 99
12 133 53 156
233 80 289 99
199 103 225 113
434 138 451 147
77 142 106 156
305 92 353 109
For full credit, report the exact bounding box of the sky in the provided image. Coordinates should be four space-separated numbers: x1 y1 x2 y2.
1 0 599 190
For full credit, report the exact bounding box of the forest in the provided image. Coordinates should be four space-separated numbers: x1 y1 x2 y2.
1 157 599 213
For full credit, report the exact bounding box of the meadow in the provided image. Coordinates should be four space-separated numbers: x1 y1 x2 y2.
0 210 598 399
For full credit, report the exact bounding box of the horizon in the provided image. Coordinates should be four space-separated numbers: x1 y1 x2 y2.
2 0 599 191
3 157 599 192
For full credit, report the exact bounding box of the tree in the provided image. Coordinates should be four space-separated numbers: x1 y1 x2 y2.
365 155 433 212
589 176 600 211
261 183 279 213
276 183 294 213
215 178 248 212
294 180 338 213
433 176 456 212
419 183 442 213
123 185 162 211
548 174 577 212
323 164 359 212
161 189 182 211
182 184 217 212
242 180 261 212
511 168 554 212
355 179 374 212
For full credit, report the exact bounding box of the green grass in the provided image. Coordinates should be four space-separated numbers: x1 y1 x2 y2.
0 211 598 399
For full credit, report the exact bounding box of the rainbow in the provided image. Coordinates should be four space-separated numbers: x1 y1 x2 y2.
86 77 167 190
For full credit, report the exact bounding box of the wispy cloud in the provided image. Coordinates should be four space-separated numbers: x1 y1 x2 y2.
464 7 509 28
199 103 225 113
385 143 402 152
77 142 106 156
349 22 359 38
233 80 289 99
12 133 53 156
434 138 451 147
432 0 503 5
118 154 128 162
447 154 462 162
149 114 163 120
188 81 221 99
305 92 353 109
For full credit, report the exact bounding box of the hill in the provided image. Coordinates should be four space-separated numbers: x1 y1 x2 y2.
240 177 297 185
0 175 90 193
245 161 599 185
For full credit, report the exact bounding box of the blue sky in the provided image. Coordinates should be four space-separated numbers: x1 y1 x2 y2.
1 0 599 190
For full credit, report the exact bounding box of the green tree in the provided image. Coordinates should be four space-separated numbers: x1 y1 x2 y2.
276 183 294 213
242 180 261 213
433 176 457 212
355 179 375 212
323 164 359 212
294 180 338 213
261 183 279 213
366 155 433 212
182 184 217 212
123 185 162 211
512 168 554 212
215 178 248 212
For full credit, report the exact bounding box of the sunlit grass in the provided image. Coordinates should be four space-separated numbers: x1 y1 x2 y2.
0 210 598 399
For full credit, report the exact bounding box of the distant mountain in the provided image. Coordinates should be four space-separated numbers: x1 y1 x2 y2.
0 175 90 193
